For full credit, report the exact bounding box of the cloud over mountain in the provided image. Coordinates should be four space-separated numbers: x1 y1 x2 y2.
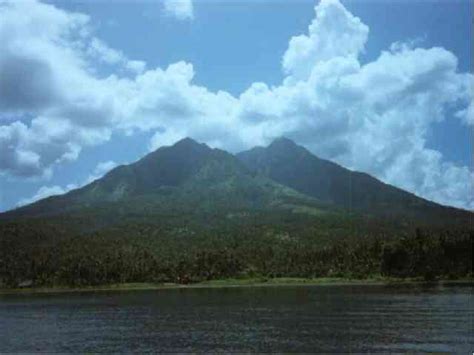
18 160 118 207
0 0 472 209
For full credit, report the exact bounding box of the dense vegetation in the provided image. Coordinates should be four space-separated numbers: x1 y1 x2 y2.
1 212 471 288
1 138 471 289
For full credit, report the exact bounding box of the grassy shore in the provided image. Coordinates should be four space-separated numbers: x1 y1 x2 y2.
0 276 472 295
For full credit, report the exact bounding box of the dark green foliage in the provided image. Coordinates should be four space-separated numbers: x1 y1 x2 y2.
381 229 473 280
1 213 471 288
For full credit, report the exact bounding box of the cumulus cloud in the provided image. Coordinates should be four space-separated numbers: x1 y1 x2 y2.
282 0 368 81
0 0 141 177
163 0 194 21
87 38 146 74
230 0 472 209
17 160 118 207
228 1 473 208
18 184 76 207
86 160 118 183
0 0 472 209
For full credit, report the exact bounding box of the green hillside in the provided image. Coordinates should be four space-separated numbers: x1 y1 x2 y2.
4 138 327 220
0 137 471 288
237 137 471 225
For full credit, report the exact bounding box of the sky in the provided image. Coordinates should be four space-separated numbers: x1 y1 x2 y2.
0 0 472 211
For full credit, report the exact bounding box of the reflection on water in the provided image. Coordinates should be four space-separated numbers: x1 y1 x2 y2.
0 283 472 352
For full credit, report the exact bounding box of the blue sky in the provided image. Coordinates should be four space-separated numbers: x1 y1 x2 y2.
0 0 472 211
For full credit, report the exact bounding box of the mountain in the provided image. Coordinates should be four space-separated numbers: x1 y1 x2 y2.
1 137 471 288
3 138 325 220
237 137 470 223
2 137 469 226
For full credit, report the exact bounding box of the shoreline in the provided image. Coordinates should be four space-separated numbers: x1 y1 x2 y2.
1 277 472 295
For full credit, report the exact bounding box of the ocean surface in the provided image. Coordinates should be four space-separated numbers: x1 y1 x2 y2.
0 283 472 353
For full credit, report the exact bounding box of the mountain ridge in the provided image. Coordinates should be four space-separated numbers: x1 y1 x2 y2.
2 137 470 225
2 137 328 219
237 137 470 222
1 137 471 288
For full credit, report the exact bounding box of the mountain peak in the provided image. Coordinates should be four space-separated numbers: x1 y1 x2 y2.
173 137 204 148
155 137 212 155
267 136 309 157
269 137 298 148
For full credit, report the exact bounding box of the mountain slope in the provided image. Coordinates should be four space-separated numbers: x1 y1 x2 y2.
237 137 470 223
1 137 471 288
3 138 326 220
3 137 469 226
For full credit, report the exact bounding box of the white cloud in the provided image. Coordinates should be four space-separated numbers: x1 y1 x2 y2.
126 60 146 74
85 160 118 183
0 0 139 177
282 0 368 81
229 0 473 208
0 0 472 209
17 160 118 207
87 38 146 74
163 0 194 21
88 38 124 65
17 184 76 207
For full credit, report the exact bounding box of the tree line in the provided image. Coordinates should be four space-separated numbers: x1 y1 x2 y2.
0 216 471 288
